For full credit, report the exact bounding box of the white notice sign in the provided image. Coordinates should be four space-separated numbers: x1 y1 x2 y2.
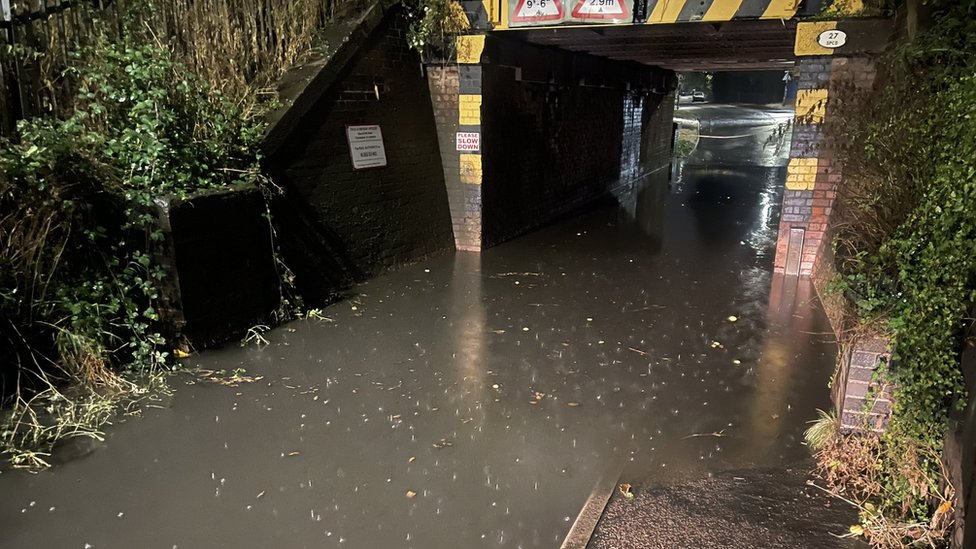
817 30 848 49
346 125 387 170
456 132 480 152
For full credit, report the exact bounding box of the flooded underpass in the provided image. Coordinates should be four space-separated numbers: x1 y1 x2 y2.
0 104 858 548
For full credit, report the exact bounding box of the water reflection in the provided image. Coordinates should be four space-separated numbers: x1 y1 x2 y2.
0 106 838 549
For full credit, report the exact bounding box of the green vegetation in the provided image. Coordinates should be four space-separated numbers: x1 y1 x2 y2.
404 0 471 59
816 1 976 545
0 0 345 466
674 125 699 159
0 37 271 467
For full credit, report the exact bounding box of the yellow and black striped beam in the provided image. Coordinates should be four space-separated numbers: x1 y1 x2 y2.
485 0 817 30
646 0 801 24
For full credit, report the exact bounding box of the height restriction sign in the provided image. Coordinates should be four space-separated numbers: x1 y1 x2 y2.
511 0 564 25
571 0 629 20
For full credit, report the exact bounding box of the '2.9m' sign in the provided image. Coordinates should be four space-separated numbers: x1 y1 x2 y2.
510 0 631 25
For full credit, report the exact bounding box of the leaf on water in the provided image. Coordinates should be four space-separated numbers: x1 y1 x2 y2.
849 524 864 536
406 490 417 498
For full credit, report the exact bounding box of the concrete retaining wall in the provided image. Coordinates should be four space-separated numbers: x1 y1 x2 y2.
155 187 280 348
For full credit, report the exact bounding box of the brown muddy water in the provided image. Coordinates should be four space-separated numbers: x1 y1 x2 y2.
0 105 842 548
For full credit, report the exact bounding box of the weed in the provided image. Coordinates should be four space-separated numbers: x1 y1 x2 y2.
242 325 271 348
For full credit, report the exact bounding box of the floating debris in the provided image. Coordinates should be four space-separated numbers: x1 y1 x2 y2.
682 429 728 440
195 368 264 387
619 483 634 499
406 490 417 498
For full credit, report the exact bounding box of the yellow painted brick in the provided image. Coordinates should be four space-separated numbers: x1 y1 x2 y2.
456 35 486 64
460 154 482 185
702 0 743 22
795 21 838 57
762 0 800 19
459 94 482 125
795 89 828 124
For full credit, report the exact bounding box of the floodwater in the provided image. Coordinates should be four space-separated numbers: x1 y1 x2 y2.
0 104 839 548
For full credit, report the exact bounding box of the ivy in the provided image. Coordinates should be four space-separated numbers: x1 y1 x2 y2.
823 0 976 540
0 40 268 383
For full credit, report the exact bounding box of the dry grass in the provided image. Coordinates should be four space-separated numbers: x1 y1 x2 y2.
136 0 344 99
4 0 351 123
810 430 954 548
1 370 170 470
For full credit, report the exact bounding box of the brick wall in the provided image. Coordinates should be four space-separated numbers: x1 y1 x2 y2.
783 55 893 435
775 56 877 276
481 66 625 245
611 88 675 242
428 63 484 251
478 36 675 246
640 90 677 184
267 8 453 297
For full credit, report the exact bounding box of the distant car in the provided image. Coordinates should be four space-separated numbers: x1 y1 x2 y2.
692 91 706 103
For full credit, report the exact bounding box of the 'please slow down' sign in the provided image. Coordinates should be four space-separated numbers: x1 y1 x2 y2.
456 132 480 152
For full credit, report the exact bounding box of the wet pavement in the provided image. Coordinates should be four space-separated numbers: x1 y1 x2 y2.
0 104 846 548
591 466 862 548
